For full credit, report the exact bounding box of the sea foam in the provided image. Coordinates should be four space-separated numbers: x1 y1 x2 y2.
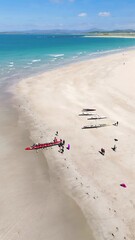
32 59 41 63
49 54 65 58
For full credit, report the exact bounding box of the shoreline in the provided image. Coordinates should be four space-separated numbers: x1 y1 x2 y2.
1 35 135 91
11 49 135 239
84 35 135 38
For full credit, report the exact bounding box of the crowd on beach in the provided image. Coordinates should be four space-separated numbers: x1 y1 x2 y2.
26 107 129 240
53 125 128 239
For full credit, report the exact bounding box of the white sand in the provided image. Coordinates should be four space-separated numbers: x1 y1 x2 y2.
0 97 93 240
13 49 135 239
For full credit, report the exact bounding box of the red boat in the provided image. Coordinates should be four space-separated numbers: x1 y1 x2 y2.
25 138 62 150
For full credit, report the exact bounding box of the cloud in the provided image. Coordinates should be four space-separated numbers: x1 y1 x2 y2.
98 12 111 17
78 12 87 17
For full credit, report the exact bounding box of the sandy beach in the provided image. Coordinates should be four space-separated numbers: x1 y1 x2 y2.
0 89 93 240
11 49 135 239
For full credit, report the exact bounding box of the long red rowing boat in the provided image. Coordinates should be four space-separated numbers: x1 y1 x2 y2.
25 139 62 150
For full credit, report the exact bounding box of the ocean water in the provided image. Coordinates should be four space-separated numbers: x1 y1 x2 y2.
1 34 135 87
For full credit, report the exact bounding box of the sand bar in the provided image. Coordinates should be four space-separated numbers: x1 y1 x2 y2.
12 49 135 239
84 35 135 38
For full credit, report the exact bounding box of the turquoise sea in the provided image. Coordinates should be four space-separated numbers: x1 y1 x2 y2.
1 34 135 87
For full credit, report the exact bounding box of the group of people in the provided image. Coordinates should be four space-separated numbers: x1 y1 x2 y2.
59 139 65 153
100 142 117 155
55 131 67 154
32 143 39 147
100 121 119 155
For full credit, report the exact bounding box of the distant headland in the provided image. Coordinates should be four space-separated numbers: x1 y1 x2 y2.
0 29 135 36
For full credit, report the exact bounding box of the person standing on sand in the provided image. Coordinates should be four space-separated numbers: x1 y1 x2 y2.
101 148 105 155
114 121 119 126
113 145 117 151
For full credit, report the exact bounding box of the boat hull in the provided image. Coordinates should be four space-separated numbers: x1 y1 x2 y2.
25 140 61 150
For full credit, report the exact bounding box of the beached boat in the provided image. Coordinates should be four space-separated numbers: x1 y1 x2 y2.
79 113 95 116
82 108 96 112
25 139 62 150
82 124 108 129
87 116 107 120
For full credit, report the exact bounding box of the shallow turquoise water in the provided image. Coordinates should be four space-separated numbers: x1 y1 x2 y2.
1 34 135 86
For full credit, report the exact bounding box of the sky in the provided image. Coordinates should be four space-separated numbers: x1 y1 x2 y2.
0 0 135 31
